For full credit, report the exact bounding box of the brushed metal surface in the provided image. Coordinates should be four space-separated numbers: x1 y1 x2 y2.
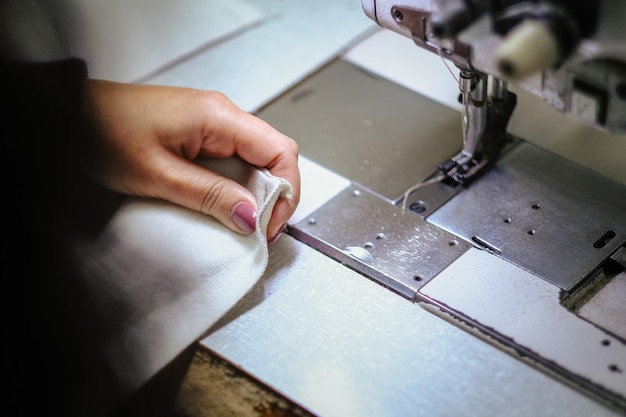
427 141 626 291
257 59 463 201
291 183 471 299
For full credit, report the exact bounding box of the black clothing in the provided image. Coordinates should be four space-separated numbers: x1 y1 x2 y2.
2 57 124 417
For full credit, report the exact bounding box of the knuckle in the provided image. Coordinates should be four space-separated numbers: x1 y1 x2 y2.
202 90 232 110
199 179 227 215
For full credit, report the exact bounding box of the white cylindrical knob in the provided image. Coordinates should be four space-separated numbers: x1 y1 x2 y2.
494 19 560 80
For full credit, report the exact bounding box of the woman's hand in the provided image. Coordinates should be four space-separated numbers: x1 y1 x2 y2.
81 79 300 241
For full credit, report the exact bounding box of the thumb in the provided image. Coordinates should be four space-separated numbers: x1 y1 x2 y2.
156 157 259 235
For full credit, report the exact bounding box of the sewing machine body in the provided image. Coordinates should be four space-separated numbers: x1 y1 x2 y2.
362 0 626 134
240 0 626 411
254 47 626 411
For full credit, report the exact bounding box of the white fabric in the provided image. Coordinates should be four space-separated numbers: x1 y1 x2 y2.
69 156 292 412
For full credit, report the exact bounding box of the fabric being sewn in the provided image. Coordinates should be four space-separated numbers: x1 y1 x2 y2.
69 156 293 413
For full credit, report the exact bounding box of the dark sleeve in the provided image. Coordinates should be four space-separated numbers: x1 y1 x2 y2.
3 57 123 228
1 58 89 220
1 58 121 416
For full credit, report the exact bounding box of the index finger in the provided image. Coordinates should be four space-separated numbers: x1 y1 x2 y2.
205 103 301 207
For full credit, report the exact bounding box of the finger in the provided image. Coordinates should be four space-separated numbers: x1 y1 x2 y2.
233 115 301 204
197 100 301 215
228 118 300 238
154 154 260 235
267 198 292 242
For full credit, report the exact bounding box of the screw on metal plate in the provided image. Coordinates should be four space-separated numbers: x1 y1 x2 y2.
409 200 427 214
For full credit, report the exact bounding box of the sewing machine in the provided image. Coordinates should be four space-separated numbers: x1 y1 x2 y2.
50 1 624 415
242 0 626 413
358 0 626 409
362 0 625 170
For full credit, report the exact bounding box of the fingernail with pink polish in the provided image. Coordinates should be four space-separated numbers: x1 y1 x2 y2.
231 202 257 234
269 223 286 243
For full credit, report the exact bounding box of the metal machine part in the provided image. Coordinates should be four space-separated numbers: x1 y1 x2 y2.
427 141 626 292
364 1 519 184
362 0 626 134
290 183 471 299
440 67 516 185
258 54 626 411
459 68 487 159
357 1 626 408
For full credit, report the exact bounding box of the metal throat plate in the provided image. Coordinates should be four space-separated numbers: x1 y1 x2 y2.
290 184 471 299
427 142 626 291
